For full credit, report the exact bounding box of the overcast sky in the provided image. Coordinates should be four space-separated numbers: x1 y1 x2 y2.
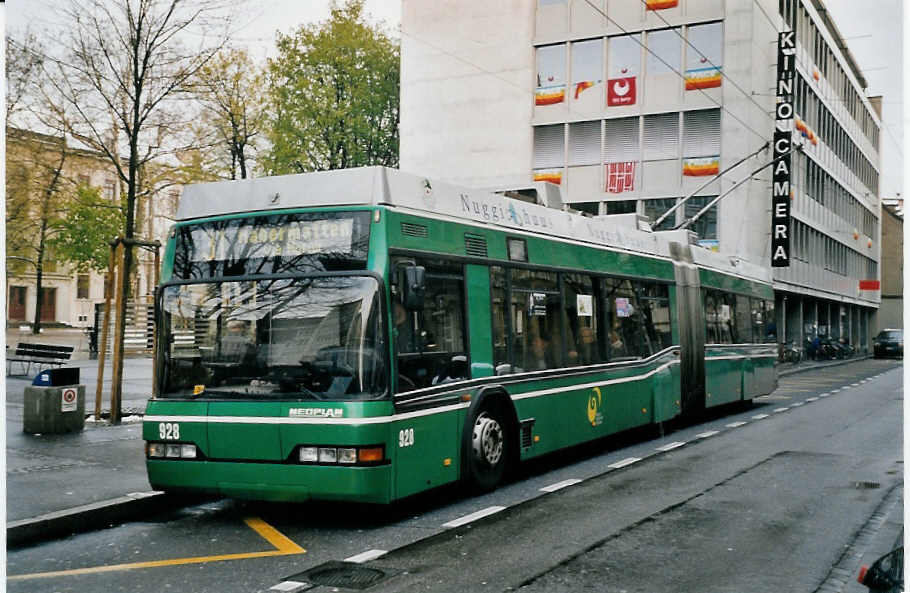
6 0 902 198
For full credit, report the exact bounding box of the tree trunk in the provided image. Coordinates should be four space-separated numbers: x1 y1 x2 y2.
32 235 45 335
32 151 66 334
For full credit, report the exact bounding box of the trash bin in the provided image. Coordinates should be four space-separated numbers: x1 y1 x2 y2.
23 367 85 434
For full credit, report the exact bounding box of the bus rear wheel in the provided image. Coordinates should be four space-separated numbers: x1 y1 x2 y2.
466 407 508 492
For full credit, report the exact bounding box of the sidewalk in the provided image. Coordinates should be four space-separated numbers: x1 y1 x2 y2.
6 354 163 545
2 352 879 546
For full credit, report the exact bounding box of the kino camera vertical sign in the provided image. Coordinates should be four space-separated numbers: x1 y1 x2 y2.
772 31 795 267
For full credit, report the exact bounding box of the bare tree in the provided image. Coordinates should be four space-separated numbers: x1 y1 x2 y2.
190 47 266 179
7 33 77 334
6 33 45 123
45 0 233 421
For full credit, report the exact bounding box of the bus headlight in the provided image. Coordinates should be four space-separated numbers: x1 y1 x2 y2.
337 448 357 464
318 447 337 463
299 447 318 463
147 442 200 460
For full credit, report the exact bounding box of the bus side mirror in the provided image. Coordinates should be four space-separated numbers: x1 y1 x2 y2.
402 265 426 310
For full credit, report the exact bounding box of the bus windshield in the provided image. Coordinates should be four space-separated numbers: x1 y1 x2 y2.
158 276 387 400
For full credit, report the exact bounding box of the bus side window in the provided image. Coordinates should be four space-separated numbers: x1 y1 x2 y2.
763 299 776 343
562 273 602 366
735 295 752 343
704 290 719 345
510 269 561 371
750 298 762 343
638 282 672 352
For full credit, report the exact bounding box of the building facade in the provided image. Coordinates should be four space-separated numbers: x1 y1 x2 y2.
876 202 902 330
400 0 882 351
6 127 181 329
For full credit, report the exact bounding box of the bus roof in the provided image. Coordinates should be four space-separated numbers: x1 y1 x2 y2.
176 166 771 285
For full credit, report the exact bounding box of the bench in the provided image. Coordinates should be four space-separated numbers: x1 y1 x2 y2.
6 343 75 377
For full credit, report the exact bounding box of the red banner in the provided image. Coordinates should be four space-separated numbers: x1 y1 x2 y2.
859 280 880 291
607 77 636 106
606 162 636 193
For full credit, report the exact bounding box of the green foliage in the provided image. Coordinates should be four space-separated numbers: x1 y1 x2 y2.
263 0 399 175
48 185 125 272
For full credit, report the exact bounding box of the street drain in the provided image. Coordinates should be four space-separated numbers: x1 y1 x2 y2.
288 561 389 590
853 481 881 489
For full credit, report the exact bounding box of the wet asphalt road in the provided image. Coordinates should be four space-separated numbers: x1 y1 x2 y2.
7 358 902 593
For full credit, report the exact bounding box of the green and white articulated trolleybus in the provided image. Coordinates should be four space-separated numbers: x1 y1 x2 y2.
144 166 777 503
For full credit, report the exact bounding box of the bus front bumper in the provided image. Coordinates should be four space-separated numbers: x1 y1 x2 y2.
147 459 393 504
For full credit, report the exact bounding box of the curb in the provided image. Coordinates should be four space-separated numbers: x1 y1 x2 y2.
778 355 872 377
7 491 173 548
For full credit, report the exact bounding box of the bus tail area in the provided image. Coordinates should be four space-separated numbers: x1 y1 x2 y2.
144 166 777 503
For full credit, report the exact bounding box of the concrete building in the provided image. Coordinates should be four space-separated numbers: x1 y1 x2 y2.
400 0 882 351
6 127 181 330
877 202 902 330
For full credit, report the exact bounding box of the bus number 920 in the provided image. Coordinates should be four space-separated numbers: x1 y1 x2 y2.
159 422 180 440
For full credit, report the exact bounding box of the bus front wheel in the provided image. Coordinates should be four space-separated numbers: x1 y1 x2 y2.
466 406 509 491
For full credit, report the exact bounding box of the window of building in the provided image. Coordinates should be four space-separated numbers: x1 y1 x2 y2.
569 120 601 166
609 34 641 78
643 112 679 161
572 39 602 86
393 258 467 393
685 196 717 240
686 22 723 71
537 44 566 89
606 200 636 214
683 109 721 157
572 202 601 216
646 28 681 75
603 116 639 162
105 179 117 201
77 274 90 299
642 198 677 230
78 174 91 187
533 124 565 169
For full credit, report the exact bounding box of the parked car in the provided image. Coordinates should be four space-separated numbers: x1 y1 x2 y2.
857 536 903 593
873 329 903 359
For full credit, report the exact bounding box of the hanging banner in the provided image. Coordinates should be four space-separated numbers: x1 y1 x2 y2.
535 85 565 106
771 30 795 268
605 162 636 193
683 156 720 177
684 66 722 90
574 81 595 99
533 169 563 185
607 77 636 106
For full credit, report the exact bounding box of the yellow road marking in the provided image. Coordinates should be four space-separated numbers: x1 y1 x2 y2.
8 517 305 581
